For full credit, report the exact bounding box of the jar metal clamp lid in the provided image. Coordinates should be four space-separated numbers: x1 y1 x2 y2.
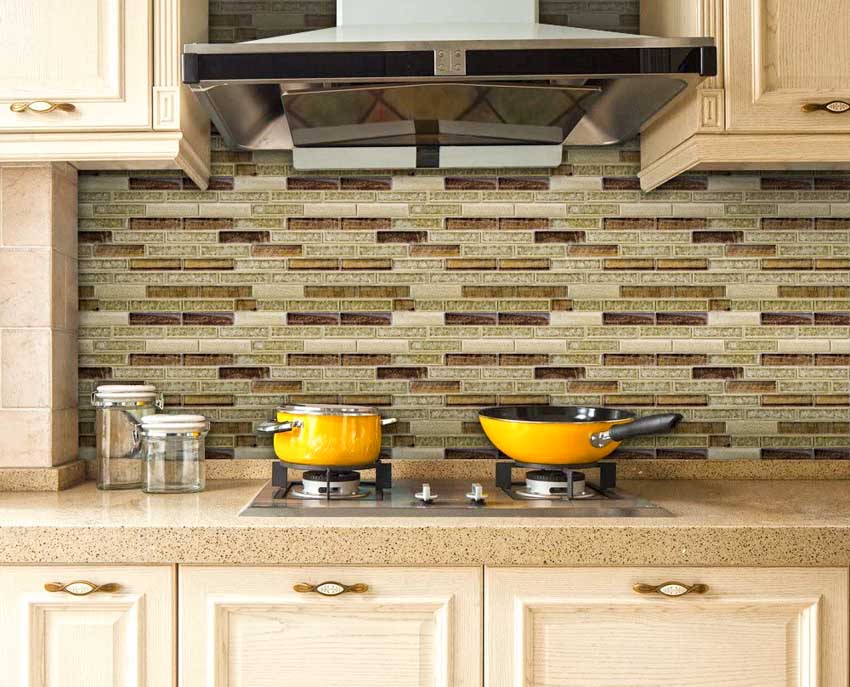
139 414 210 435
92 384 164 408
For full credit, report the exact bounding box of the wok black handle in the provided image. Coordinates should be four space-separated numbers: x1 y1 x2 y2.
608 414 683 441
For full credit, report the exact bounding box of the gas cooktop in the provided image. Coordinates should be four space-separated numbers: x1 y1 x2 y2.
240 460 671 518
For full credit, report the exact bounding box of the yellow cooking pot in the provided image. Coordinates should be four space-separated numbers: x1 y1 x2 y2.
257 404 396 467
479 406 682 466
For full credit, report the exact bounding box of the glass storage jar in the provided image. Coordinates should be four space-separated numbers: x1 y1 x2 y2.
139 415 209 494
91 384 163 490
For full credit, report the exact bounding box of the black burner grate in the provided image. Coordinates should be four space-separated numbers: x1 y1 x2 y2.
272 460 392 501
496 460 616 500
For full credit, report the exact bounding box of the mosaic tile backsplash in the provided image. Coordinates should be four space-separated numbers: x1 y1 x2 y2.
77 1 849 461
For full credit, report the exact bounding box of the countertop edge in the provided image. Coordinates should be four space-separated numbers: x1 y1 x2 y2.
2 524 850 567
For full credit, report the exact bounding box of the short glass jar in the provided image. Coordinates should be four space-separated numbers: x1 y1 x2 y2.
139 415 209 494
91 384 163 490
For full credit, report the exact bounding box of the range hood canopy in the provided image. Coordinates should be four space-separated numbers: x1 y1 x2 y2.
183 0 716 170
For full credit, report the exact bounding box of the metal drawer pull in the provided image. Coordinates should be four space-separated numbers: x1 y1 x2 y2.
802 100 850 114
633 581 708 598
294 581 368 597
44 581 120 596
11 101 76 114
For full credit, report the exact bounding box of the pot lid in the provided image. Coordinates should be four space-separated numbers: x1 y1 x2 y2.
278 403 381 417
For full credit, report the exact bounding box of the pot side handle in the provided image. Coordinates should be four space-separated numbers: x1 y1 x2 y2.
381 418 398 427
256 420 301 434
608 413 683 442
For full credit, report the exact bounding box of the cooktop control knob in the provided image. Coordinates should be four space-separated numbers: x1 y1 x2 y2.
414 483 438 504
466 483 488 504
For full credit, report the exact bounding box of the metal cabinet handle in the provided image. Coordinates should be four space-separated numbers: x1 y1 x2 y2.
10 101 76 114
802 100 850 114
633 581 708 598
294 581 368 597
44 581 120 596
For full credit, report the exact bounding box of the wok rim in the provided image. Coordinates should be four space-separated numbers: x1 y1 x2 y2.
478 405 635 424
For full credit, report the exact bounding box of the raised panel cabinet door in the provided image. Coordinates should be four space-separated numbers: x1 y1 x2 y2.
486 567 849 687
726 0 850 132
179 566 483 687
0 0 151 130
0 565 175 687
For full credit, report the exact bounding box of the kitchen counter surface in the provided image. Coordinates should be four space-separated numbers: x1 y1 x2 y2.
1 478 850 566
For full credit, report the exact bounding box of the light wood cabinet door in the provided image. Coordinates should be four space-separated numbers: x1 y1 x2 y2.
0 0 151 131
486 567 849 687
180 566 482 687
0 565 175 687
726 0 850 132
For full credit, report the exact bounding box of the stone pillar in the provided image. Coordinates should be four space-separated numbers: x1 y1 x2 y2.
0 164 78 467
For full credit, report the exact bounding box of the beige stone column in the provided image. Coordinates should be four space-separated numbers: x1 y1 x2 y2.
0 164 78 467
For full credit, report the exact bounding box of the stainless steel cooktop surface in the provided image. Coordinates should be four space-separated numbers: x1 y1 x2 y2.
240 478 671 518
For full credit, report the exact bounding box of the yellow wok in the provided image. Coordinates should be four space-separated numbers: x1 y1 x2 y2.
479 406 682 465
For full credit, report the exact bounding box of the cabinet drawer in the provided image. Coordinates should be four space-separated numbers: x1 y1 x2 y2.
0 0 151 131
180 566 482 687
487 567 849 687
0 564 175 687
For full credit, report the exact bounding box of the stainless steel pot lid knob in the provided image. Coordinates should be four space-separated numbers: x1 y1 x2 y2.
466 483 487 503
414 483 438 504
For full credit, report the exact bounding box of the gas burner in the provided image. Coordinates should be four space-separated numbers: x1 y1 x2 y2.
516 469 596 499
270 460 392 502
495 459 617 501
291 470 370 500
295 469 366 499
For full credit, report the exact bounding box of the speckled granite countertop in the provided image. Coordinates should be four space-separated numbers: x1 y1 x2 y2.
1 478 850 566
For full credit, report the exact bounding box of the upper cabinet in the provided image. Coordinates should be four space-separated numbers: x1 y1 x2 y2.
0 1 151 131
0 0 210 188
725 1 850 133
640 0 850 190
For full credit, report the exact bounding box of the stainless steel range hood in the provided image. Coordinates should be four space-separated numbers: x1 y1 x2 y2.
183 0 716 170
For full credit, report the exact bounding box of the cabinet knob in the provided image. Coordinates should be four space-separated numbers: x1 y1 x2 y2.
802 100 850 114
293 581 368 597
633 581 708 598
44 580 120 596
10 101 76 114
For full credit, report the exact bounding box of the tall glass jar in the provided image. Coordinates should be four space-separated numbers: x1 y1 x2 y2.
91 384 163 490
139 415 209 494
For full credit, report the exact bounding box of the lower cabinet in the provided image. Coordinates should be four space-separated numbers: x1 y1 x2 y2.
486 567 849 687
2 564 847 686
0 565 175 687
179 566 483 687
